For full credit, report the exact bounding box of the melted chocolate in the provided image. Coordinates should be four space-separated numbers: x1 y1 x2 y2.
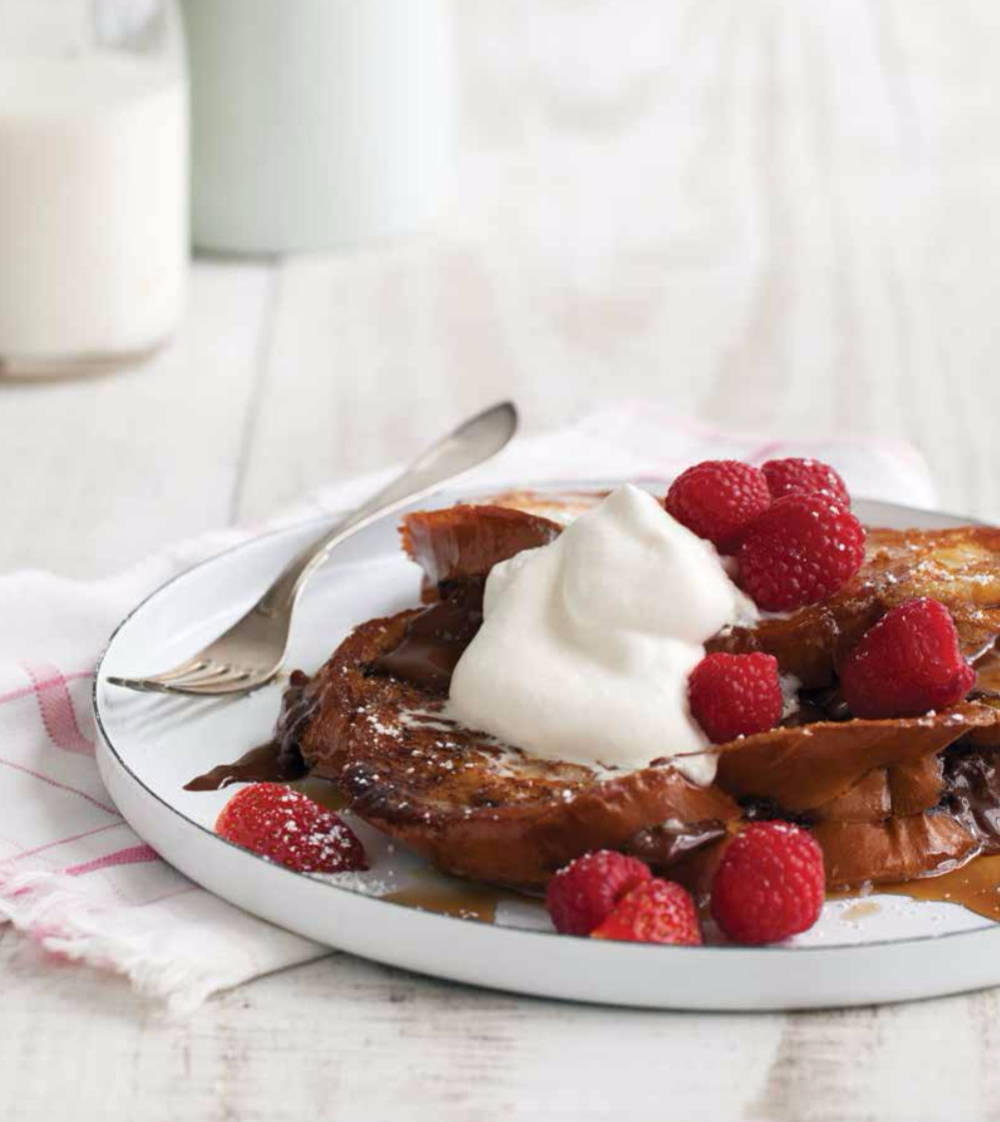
944 745 1000 854
184 670 314 791
624 820 728 869
370 579 484 693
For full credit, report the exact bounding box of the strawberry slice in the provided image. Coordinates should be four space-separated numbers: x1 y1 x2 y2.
591 879 702 945
215 782 367 874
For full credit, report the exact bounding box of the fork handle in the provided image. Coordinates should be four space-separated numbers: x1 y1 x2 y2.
253 402 517 618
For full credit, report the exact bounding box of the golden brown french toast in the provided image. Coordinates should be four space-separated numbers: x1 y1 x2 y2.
402 504 560 593
297 609 738 888
273 495 1000 893
403 501 1000 689
286 594 999 889
710 526 1000 687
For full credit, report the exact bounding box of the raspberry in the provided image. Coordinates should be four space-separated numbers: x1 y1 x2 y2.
664 460 771 553
710 822 824 944
738 493 866 611
840 598 975 719
216 782 368 874
545 850 652 935
591 879 702 945
761 457 851 506
688 652 783 744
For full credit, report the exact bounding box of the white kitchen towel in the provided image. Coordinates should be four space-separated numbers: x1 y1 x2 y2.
0 403 936 1011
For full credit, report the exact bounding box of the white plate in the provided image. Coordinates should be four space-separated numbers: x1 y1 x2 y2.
93 483 1000 1011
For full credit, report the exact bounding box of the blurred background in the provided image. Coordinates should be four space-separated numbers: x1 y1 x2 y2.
0 0 997 575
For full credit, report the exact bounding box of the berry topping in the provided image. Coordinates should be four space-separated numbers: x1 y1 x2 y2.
688 652 783 744
545 849 652 935
591 879 702 945
761 457 851 506
710 822 825 944
737 493 866 611
664 460 771 553
216 782 368 874
839 598 976 719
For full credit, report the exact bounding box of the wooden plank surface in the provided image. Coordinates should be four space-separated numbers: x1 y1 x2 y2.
2 1 1000 1119
0 260 272 576
2 939 1000 1122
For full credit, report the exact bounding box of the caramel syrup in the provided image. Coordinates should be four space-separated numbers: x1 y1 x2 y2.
381 884 503 923
288 775 350 812
875 854 1000 921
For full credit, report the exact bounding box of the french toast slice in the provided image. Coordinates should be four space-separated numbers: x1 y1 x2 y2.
713 703 996 812
403 499 1000 689
286 594 1000 889
402 505 561 596
812 814 979 888
659 810 982 898
275 495 1000 894
296 609 739 888
709 526 1000 687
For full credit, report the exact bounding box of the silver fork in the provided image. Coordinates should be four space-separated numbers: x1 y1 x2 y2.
107 401 518 697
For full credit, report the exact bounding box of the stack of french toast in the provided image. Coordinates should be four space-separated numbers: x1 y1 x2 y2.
276 486 1000 897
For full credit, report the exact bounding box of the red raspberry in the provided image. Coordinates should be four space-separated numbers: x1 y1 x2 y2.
688 652 783 744
216 782 368 874
710 822 824 944
545 850 652 935
738 493 866 611
665 460 771 553
591 879 702 945
761 457 851 506
840 598 975 718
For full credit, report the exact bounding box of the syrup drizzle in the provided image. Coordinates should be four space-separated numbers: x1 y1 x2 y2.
288 775 350 812
875 854 1000 921
381 884 504 923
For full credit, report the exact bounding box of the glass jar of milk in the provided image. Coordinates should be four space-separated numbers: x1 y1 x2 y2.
181 0 453 253
0 0 187 376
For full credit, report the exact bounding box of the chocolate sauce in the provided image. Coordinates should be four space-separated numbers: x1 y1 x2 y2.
184 669 314 791
370 579 484 693
944 745 1000 854
624 820 728 868
796 687 851 723
739 798 813 827
184 739 306 791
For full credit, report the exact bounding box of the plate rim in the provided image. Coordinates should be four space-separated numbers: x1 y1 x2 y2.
91 480 1000 973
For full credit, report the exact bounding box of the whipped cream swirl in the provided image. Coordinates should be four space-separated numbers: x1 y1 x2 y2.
447 485 758 784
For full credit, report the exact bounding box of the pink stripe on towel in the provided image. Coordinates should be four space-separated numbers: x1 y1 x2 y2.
21 663 94 755
65 844 159 877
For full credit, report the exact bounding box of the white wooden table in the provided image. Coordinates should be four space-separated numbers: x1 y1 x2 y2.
2 3 999 1119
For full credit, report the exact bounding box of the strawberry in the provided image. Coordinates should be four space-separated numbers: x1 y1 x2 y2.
215 782 367 874
591 879 702 945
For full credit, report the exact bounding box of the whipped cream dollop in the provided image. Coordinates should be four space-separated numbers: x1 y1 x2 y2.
447 485 759 784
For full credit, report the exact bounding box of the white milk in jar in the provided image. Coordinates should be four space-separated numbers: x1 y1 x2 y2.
0 49 187 373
